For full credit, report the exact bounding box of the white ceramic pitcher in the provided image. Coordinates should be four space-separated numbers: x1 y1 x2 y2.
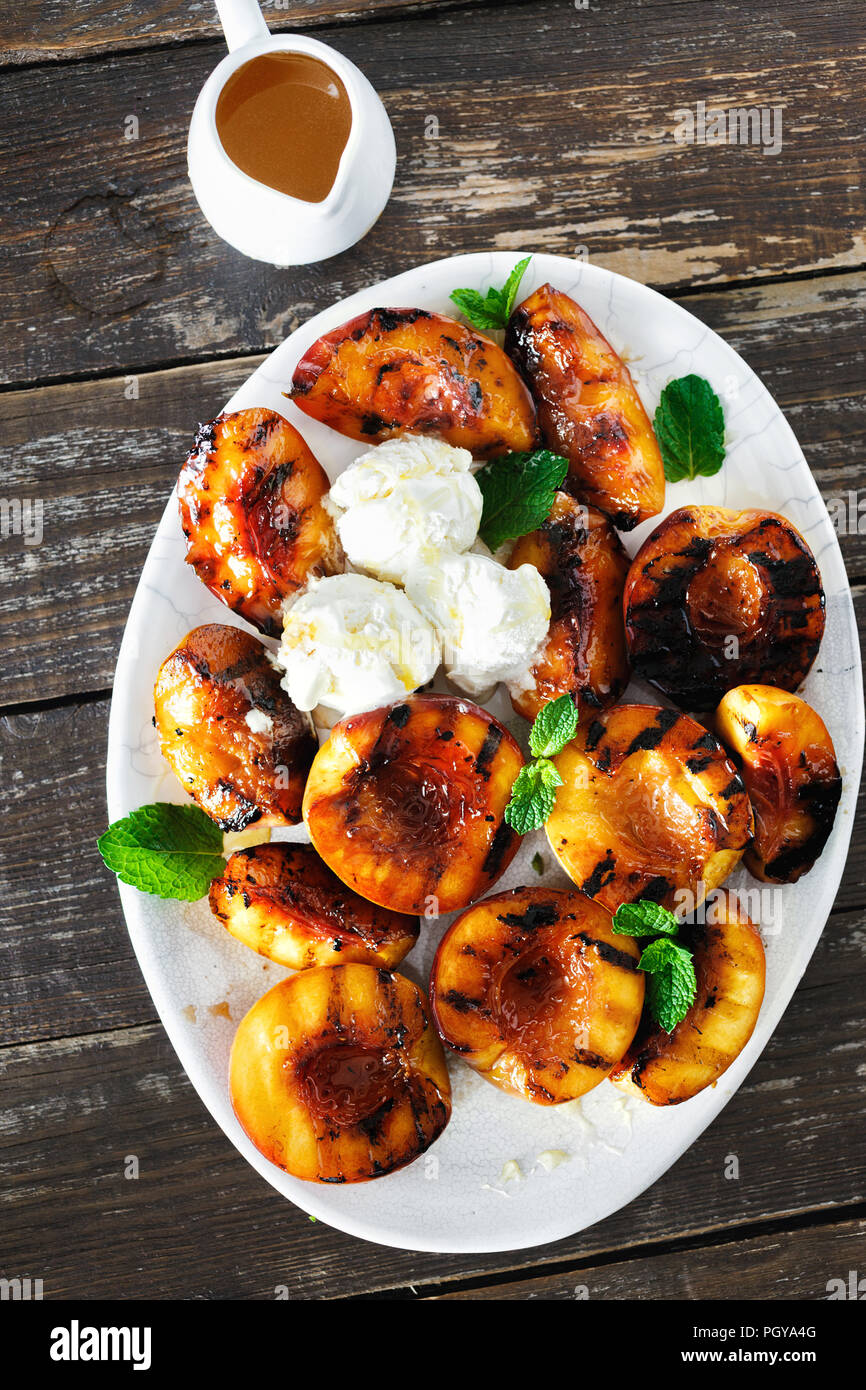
188 0 396 265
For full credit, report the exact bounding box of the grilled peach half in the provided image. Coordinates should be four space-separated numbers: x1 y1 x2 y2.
624 506 826 711
546 704 753 912
715 685 841 882
507 493 630 720
303 694 523 914
209 843 420 969
154 623 316 830
177 408 341 638
431 888 644 1105
230 964 451 1183
290 307 538 457
505 283 664 529
612 890 766 1105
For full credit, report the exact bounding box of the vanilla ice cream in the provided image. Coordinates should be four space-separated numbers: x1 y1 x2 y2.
277 573 440 719
405 553 551 697
325 435 483 585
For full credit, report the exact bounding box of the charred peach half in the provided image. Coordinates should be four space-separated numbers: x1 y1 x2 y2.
431 888 644 1105
505 284 664 529
154 623 316 830
303 694 523 914
612 890 766 1105
290 307 538 457
624 506 826 711
209 843 420 969
715 685 841 883
546 705 753 912
507 493 630 720
178 408 341 638
230 964 451 1183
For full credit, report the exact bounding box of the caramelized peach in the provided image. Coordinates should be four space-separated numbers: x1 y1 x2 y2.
507 493 629 720
209 843 419 969
154 623 316 830
177 408 341 637
230 964 451 1182
546 704 753 912
624 506 826 711
290 307 538 457
612 890 765 1104
505 284 664 529
303 694 523 914
431 887 644 1105
715 685 841 882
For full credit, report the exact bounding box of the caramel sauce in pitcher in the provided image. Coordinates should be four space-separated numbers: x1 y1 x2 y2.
216 52 352 204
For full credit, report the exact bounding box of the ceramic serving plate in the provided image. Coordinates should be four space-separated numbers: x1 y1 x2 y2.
106 252 863 1254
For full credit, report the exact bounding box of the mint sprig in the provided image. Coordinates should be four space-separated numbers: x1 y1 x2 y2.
612 900 680 938
505 695 578 834
529 693 579 759
450 256 532 332
638 937 698 1035
612 897 697 1033
98 803 226 901
476 449 568 551
653 374 725 482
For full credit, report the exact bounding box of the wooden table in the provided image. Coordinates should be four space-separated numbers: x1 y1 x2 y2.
1 0 864 1300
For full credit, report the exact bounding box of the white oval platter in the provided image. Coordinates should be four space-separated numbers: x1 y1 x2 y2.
106 252 863 1254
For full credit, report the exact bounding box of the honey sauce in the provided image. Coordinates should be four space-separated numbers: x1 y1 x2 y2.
216 52 352 204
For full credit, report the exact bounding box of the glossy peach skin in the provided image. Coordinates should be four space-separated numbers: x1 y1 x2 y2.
507 493 630 721
230 964 451 1183
505 284 665 530
177 408 342 638
431 887 644 1105
154 623 316 831
612 890 766 1105
624 505 826 712
210 843 420 970
303 694 524 915
290 307 538 457
546 704 753 913
715 685 841 883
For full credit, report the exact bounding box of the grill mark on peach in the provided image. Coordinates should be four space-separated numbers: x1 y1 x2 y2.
572 932 639 973
474 723 503 775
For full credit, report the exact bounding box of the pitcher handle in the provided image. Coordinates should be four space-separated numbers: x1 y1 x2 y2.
215 0 270 52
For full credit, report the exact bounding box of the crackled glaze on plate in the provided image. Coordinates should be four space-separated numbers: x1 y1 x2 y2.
106 253 863 1254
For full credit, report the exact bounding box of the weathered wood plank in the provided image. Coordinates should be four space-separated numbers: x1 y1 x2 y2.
428 1217 866 1299
0 907 863 1298
1 272 863 708
1 0 864 385
0 0 508 65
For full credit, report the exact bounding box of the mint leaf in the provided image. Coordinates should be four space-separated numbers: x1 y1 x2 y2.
504 758 562 835
450 256 532 332
612 900 680 938
500 256 532 320
476 449 568 551
449 288 509 333
638 937 697 1033
654 374 725 482
531 851 545 875
529 694 578 760
98 803 226 901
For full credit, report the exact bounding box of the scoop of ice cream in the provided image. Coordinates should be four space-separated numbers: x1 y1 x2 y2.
406 552 550 697
277 573 441 719
325 434 482 585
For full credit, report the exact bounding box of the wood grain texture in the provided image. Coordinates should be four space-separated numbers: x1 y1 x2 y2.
1 902 863 1298
0 0 509 65
1 272 863 708
428 1217 866 1299
1 0 864 385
